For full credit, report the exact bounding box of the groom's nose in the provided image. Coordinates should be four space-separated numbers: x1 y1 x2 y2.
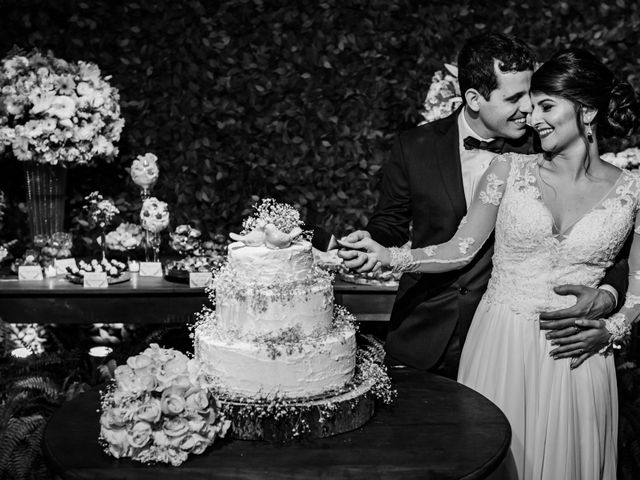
519 94 533 114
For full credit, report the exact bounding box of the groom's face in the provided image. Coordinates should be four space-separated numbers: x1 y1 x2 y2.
476 66 533 140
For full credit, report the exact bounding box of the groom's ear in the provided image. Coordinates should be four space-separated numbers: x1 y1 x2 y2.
464 89 483 113
581 105 598 125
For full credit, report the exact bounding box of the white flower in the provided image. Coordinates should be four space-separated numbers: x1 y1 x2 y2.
5 98 24 115
56 74 76 95
127 421 153 448
48 95 76 119
29 92 55 115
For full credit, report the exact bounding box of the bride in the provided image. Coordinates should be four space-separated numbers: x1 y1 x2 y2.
341 48 639 480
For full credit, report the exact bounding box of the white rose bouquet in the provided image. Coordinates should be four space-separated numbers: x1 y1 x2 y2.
130 153 160 192
140 197 170 234
169 224 202 255
419 63 462 125
99 344 230 466
0 49 124 165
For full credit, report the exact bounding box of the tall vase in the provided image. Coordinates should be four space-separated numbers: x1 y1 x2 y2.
23 162 68 240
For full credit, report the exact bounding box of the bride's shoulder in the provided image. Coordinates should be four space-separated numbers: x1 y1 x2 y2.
615 169 640 198
620 168 640 184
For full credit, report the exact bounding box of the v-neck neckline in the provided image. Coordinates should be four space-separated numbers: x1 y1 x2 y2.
534 162 625 239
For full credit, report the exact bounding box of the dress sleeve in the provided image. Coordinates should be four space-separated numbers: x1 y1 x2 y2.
601 193 640 352
389 154 511 273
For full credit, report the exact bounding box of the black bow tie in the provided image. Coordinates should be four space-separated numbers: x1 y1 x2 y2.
463 136 505 153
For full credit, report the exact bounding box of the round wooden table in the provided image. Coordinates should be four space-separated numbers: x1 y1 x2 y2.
43 366 513 479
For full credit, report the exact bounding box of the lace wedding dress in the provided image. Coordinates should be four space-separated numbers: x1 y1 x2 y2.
391 153 640 480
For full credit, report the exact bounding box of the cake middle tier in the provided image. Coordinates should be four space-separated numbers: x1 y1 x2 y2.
216 276 334 336
195 322 356 399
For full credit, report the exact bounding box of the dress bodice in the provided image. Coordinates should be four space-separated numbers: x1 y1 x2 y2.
486 154 639 317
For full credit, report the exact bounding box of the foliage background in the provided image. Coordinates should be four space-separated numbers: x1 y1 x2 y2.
0 0 639 252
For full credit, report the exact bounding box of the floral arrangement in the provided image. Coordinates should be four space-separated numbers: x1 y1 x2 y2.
2 321 47 354
102 222 144 252
84 191 119 228
0 49 124 165
602 148 640 170
130 153 160 192
99 344 230 466
169 225 202 255
140 197 170 234
10 250 41 272
419 63 462 125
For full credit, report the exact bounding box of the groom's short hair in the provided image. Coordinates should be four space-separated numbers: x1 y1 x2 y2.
458 33 536 101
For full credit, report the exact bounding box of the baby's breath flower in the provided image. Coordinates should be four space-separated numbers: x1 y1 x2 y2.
242 198 303 234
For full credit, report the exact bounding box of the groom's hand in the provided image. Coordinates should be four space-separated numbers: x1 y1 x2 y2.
337 230 372 271
540 284 616 324
539 285 616 368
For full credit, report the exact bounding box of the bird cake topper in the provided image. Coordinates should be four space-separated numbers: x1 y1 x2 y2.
229 198 304 249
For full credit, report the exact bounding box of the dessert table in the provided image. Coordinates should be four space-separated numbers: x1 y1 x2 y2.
0 274 396 324
43 365 513 480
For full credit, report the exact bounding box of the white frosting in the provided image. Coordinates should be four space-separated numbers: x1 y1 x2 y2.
216 280 334 336
195 325 356 399
195 233 357 400
227 240 313 284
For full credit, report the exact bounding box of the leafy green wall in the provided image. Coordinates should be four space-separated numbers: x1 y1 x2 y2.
1 0 639 250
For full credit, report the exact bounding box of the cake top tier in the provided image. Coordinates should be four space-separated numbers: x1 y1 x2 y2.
226 240 314 284
229 199 305 250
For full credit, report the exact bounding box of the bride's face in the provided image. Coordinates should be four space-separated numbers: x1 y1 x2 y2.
530 92 582 152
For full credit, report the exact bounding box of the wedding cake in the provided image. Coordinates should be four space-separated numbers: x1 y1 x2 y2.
194 200 357 399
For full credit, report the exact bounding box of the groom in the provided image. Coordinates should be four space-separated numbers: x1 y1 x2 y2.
339 33 627 377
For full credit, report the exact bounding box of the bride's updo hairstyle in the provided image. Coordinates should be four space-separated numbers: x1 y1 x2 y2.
530 48 639 139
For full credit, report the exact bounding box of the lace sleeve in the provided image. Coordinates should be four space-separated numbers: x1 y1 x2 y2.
601 196 640 353
390 154 511 273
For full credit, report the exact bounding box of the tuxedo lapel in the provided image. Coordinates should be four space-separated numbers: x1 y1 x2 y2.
434 114 466 220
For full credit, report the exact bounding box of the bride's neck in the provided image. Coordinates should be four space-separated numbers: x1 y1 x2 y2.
544 139 601 181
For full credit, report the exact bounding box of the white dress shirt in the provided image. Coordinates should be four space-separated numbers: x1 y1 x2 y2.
458 110 497 207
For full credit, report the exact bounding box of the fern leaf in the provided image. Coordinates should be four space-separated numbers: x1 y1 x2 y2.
12 421 46 480
11 377 60 402
0 415 45 474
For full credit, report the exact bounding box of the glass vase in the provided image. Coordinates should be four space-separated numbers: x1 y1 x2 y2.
145 230 161 262
23 162 67 240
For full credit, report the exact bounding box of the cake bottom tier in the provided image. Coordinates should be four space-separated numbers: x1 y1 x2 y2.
195 326 356 399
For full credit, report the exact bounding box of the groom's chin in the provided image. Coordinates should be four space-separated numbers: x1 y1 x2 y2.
503 124 530 140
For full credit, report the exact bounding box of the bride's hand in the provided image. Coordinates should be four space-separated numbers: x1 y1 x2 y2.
548 318 611 369
338 237 391 273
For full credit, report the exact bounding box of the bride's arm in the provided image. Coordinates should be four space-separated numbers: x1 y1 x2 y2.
595 205 640 354
343 154 511 273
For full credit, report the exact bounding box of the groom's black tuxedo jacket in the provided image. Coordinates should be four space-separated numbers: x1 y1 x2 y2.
367 111 628 370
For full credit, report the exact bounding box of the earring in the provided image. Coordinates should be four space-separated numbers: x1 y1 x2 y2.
586 123 594 143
